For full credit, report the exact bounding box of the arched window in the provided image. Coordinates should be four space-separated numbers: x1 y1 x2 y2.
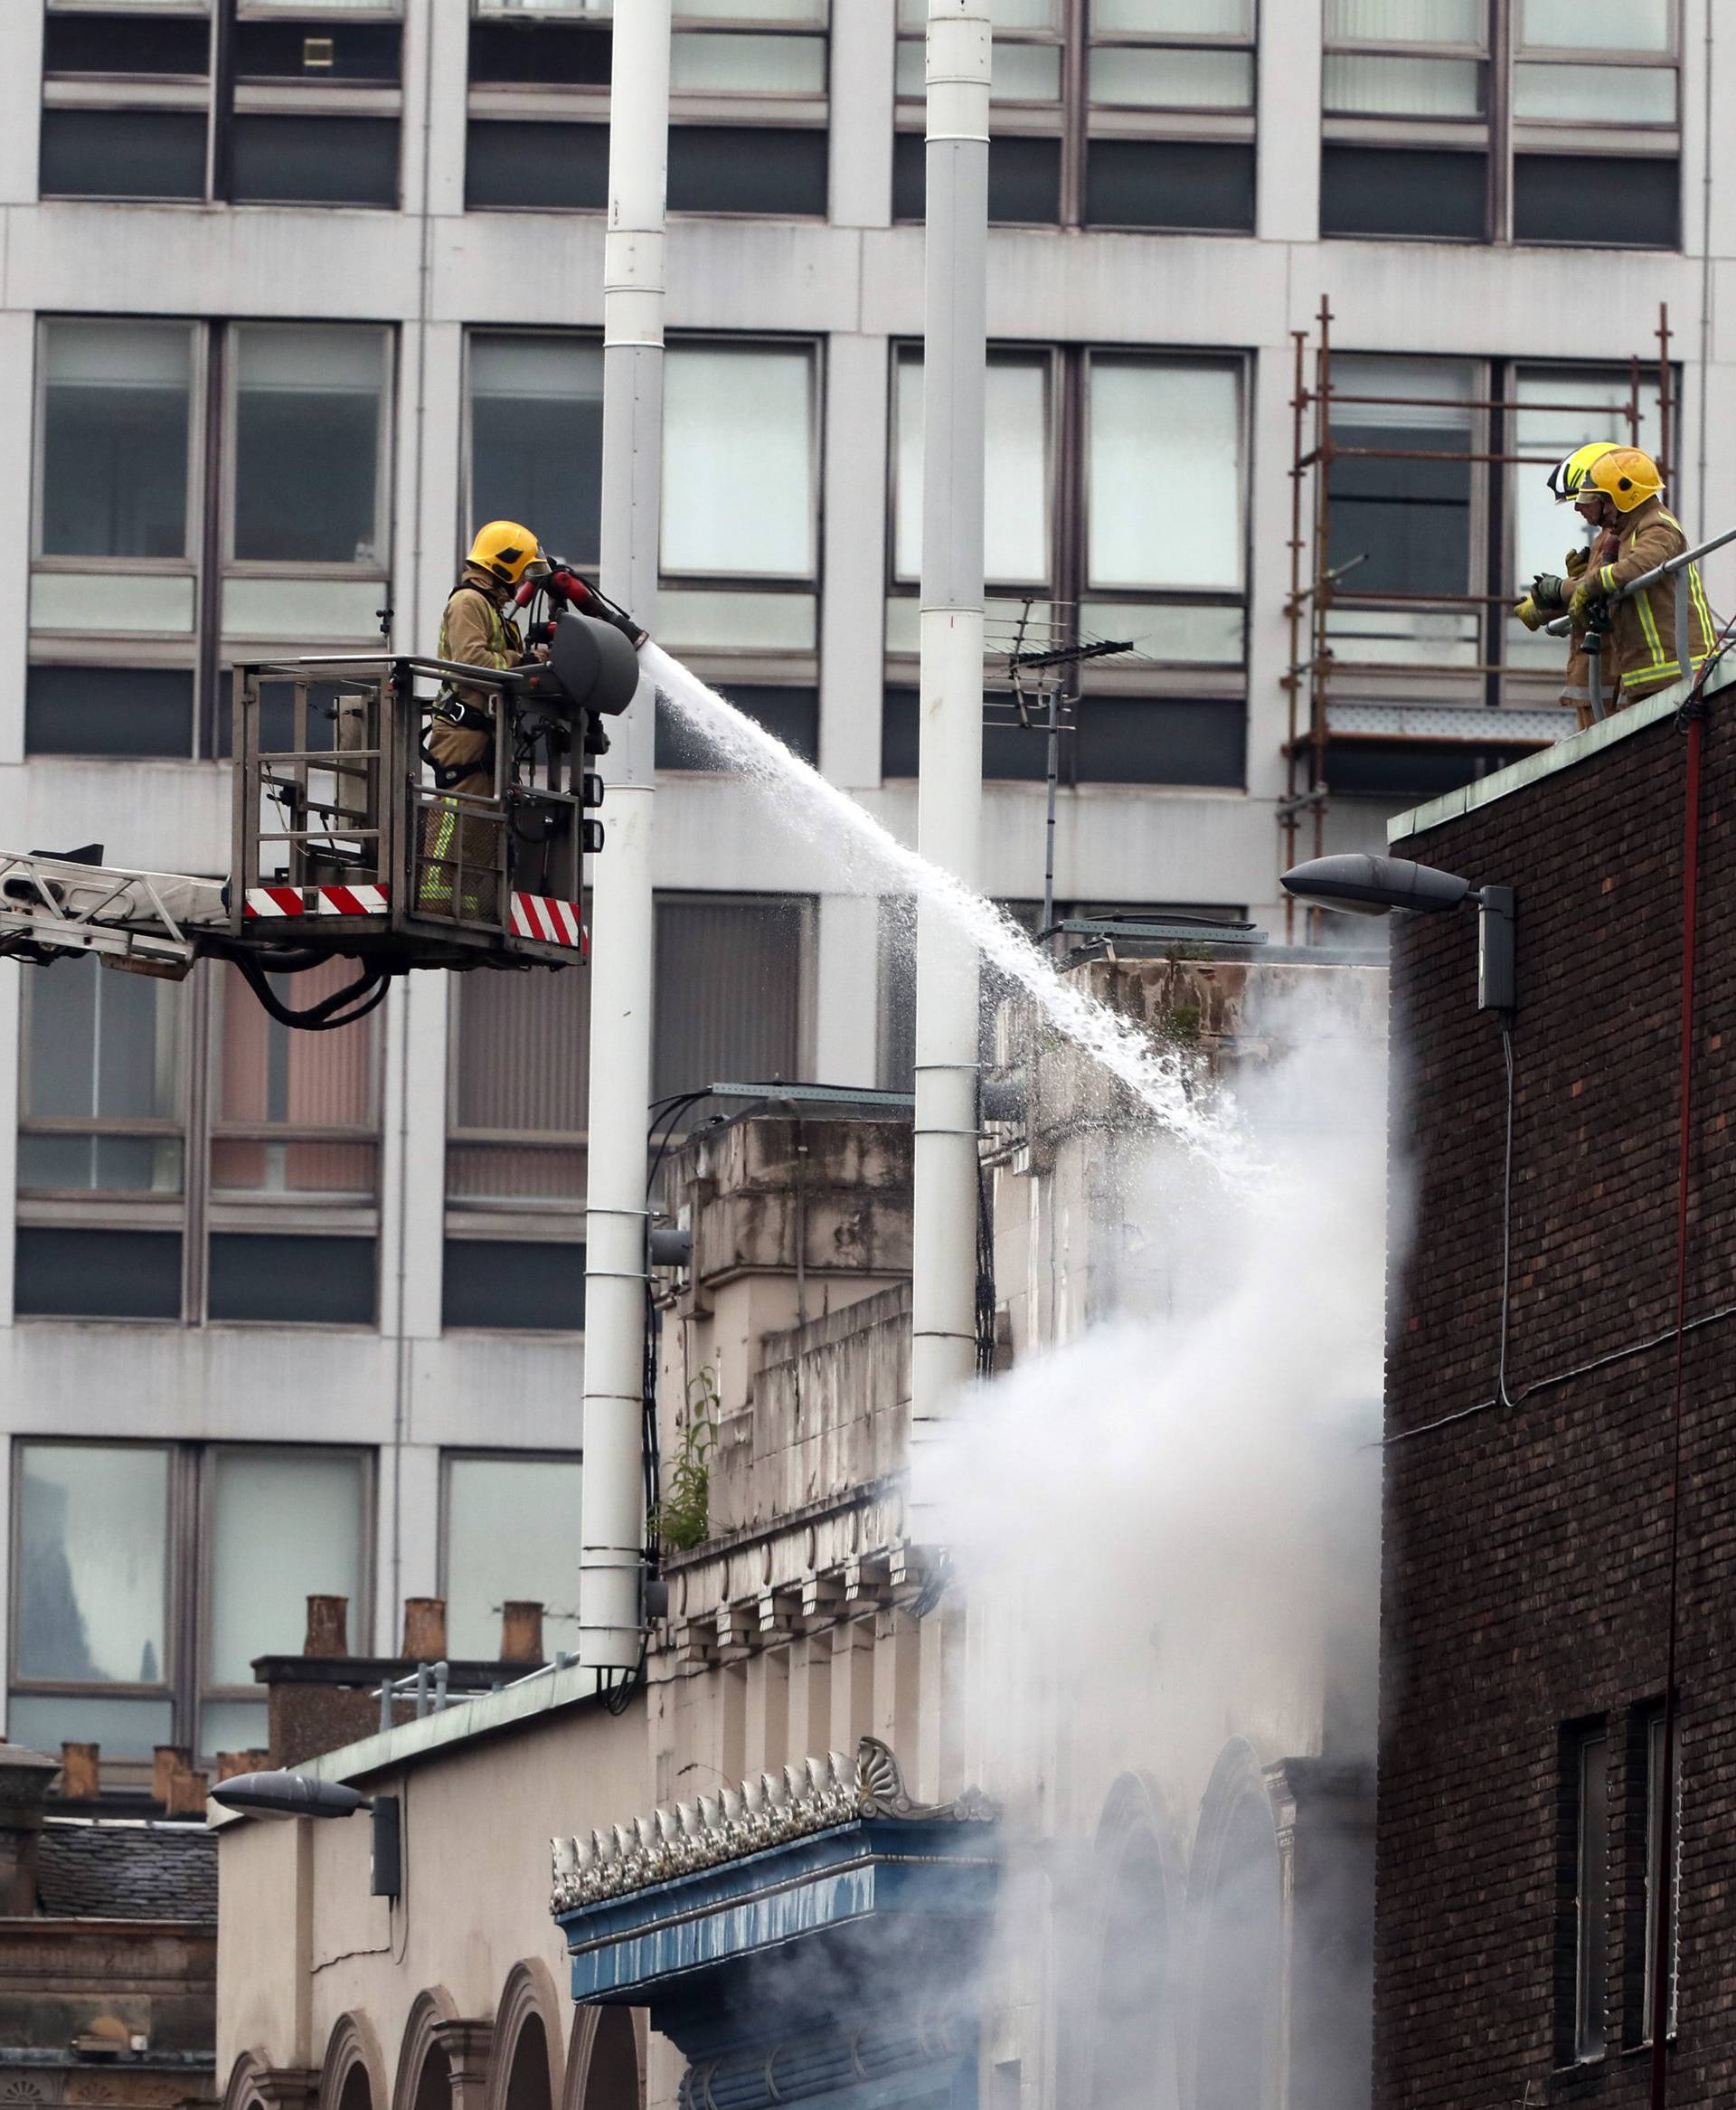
1090 1776 1180 2110
412 2045 452 2110
566 2008 640 2110
504 2018 552 2110
1188 1746 1282 2110
339 2068 373 2110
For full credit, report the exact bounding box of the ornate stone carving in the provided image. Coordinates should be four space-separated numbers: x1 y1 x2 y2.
550 1737 996 1916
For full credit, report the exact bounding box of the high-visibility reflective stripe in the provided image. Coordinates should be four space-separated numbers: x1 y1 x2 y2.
1634 586 1666 672
422 801 458 903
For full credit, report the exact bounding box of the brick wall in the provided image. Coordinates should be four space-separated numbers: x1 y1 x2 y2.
1378 701 1736 2107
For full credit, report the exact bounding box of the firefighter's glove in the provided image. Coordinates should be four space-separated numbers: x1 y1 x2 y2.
1564 547 1590 579
1530 572 1568 610
1568 577 1603 629
1513 594 1547 633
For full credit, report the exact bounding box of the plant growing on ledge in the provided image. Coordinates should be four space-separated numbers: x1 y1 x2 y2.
651 1368 719 1554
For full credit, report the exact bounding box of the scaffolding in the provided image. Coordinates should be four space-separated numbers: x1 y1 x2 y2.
1281 295 1675 938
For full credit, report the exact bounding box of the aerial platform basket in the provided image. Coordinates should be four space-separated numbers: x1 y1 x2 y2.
0 606 640 1027
231 650 595 974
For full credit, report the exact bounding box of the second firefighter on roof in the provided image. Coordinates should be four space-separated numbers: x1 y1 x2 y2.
1514 445 1714 731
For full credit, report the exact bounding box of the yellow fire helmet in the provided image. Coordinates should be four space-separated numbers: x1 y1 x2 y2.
467 520 551 586
1546 440 1621 507
1585 446 1665 515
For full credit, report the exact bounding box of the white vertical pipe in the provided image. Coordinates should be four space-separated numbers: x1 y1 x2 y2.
910 0 990 1439
580 0 670 1671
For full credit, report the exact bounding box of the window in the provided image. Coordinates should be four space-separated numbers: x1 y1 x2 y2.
886 345 1247 786
659 338 820 667
446 963 590 1329
467 1 829 219
652 894 810 1107
1560 1725 1609 2061
1637 1708 1680 2044
41 4 403 209
9 1439 369 1775
1322 0 1680 247
467 335 605 571
1322 352 1662 699
30 317 393 758
893 0 1256 232
16 958 382 1324
448 965 590 1212
441 1452 584 1660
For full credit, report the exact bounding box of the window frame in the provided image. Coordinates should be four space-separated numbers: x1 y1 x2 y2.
1569 1723 1609 2063
656 333 825 672
195 1443 373 1736
885 339 1251 698
15 959 387 1321
892 0 1260 229
15 951 190 1216
651 889 819 1105
7 1434 375 1778
40 5 407 207
437 1447 585 1661
28 317 399 761
7 1438 180 1718
660 333 824 590
221 319 395 585
465 2 832 167
1639 1706 1681 2047
460 326 606 574
1321 0 1683 247
444 947 591 1239
28 316 208 638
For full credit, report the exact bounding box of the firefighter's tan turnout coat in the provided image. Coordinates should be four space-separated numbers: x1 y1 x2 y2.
420 563 524 915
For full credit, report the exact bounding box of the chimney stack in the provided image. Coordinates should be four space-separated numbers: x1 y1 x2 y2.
59 1741 99 1802
0 1745 60 1915
165 1767 209 1819
153 1745 191 1811
303 1594 349 1658
500 1601 544 1665
401 1597 448 1661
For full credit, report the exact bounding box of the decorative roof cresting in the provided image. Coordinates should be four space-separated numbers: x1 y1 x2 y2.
551 1736 996 1915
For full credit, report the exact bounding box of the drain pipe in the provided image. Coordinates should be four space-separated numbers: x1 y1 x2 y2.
910 0 990 1462
580 0 669 1673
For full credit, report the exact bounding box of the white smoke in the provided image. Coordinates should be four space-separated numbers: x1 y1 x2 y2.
914 976 1393 2106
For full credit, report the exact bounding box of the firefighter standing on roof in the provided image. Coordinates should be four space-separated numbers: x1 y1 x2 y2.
1515 446 1714 731
421 521 549 916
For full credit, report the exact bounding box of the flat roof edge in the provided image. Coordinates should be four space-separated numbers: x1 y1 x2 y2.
1387 652 1736 846
209 1662 609 1823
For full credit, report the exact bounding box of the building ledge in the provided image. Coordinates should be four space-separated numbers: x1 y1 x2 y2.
210 1659 608 1817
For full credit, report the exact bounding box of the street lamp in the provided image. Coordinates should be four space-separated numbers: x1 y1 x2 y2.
212 1770 400 1898
1281 853 1515 1012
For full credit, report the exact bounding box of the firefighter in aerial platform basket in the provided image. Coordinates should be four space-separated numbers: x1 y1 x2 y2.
1514 444 1714 731
420 520 547 920
422 520 648 921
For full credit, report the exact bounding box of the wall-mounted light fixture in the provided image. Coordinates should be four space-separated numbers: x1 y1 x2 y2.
212 1770 400 1898
1281 853 1516 1012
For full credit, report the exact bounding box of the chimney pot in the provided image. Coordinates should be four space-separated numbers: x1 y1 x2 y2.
214 1752 254 1784
59 1742 99 1802
401 1597 448 1661
500 1601 544 1665
153 1745 191 1811
304 1594 350 1659
166 1767 209 1819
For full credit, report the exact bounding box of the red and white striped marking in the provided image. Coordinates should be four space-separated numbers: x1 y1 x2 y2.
510 893 585 949
245 885 390 920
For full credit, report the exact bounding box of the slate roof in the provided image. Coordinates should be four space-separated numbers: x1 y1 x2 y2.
36 1817 217 1925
